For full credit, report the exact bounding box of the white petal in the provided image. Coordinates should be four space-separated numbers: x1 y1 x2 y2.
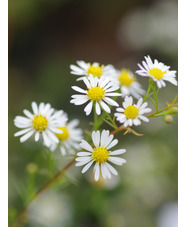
103 134 114 148
31 102 38 115
94 164 100 181
82 160 94 173
84 101 93 115
109 149 126 155
100 101 111 113
95 102 101 115
105 162 118 175
101 164 107 179
23 109 34 119
39 102 45 113
139 115 149 122
76 156 92 162
60 146 66 155
46 129 59 143
109 157 126 165
20 130 35 143
102 163 112 179
42 131 51 147
136 98 143 108
103 97 119 107
107 139 118 149
75 159 92 166
71 97 89 105
71 86 87 94
35 131 40 141
80 140 93 151
92 131 100 147
77 152 92 156
14 127 33 137
100 130 110 147
116 107 124 112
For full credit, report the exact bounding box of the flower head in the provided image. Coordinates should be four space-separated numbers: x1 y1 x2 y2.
76 130 126 181
50 119 83 155
70 75 121 115
114 68 145 99
14 102 68 147
135 55 177 88
70 60 117 81
114 96 151 127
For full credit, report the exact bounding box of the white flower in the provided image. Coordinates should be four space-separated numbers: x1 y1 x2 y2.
114 96 152 127
114 68 145 99
75 130 126 181
70 75 121 115
135 55 177 88
50 119 83 155
70 60 117 81
14 102 68 147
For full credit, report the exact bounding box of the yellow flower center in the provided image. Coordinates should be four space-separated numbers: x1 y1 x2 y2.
32 115 48 131
87 86 105 101
87 64 103 78
124 105 139 119
118 70 135 86
56 127 69 141
92 147 109 163
149 68 166 80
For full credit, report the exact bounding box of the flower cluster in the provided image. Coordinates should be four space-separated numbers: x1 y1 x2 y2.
14 55 177 181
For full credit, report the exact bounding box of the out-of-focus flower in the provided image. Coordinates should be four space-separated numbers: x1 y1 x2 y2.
76 130 126 181
70 60 117 80
136 55 177 89
28 191 73 227
118 1 177 55
115 96 151 127
14 102 67 147
114 68 145 99
50 119 83 155
157 202 178 227
70 75 121 115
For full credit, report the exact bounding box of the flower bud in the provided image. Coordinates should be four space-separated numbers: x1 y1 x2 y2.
26 163 38 174
171 107 178 114
163 115 174 124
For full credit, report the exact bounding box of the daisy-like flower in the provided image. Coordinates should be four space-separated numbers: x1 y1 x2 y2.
114 96 152 127
114 68 145 99
14 102 68 147
75 130 126 181
70 60 117 81
135 55 177 88
50 119 83 155
70 75 121 115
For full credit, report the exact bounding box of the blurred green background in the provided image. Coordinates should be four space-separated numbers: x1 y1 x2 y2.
8 0 178 226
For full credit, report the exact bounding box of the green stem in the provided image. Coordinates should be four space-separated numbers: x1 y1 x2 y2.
143 78 153 102
11 158 76 227
104 111 118 130
147 103 178 118
93 103 98 131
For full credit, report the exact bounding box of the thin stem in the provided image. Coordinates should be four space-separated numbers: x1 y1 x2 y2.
11 158 75 227
93 103 98 131
104 111 118 130
143 78 153 102
147 103 178 118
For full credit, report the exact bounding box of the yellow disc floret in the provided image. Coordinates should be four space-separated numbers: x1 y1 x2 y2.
32 115 48 131
56 127 69 141
149 68 166 80
87 64 103 78
92 147 109 163
124 105 139 119
118 70 135 86
87 86 105 101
